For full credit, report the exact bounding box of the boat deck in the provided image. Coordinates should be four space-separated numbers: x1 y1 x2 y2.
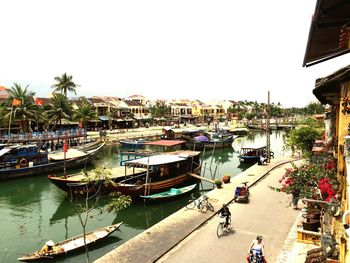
63 166 146 181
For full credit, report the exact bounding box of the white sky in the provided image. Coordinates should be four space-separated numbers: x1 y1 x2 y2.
1 0 350 107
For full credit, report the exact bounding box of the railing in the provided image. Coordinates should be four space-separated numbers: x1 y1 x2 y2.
0 129 87 142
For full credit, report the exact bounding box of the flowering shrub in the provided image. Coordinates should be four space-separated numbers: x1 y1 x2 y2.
270 159 337 200
318 178 336 202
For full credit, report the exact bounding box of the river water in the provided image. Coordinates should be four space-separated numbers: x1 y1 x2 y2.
0 130 289 263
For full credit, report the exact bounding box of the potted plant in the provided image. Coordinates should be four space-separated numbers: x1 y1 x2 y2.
222 174 231 184
214 179 222 188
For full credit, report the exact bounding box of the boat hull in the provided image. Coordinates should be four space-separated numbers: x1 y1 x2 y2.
140 183 197 201
0 144 104 180
111 167 201 198
186 138 234 150
17 222 122 262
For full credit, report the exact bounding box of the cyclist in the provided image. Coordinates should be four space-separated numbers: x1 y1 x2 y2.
246 235 267 263
218 203 231 228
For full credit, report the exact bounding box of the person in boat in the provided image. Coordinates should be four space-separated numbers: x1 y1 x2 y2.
39 240 57 255
246 235 267 263
38 240 63 255
218 203 231 228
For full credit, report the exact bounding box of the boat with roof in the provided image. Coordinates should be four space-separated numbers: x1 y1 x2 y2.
0 143 105 180
238 143 274 164
110 150 201 198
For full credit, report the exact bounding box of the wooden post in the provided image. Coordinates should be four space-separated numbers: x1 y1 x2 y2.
266 91 271 163
144 157 150 196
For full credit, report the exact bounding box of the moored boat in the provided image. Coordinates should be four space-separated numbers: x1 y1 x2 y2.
110 150 201 198
17 222 123 262
185 131 238 150
140 183 197 201
0 143 105 180
48 165 146 195
118 138 148 149
238 144 273 163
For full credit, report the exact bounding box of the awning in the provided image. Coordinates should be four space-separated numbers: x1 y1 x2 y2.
303 0 350 67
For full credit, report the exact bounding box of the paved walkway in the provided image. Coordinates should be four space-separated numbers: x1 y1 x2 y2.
95 157 306 263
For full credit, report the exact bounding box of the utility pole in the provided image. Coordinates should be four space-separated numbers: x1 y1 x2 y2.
266 91 271 163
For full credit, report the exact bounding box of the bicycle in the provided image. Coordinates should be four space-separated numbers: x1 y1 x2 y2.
201 195 214 212
186 194 214 213
217 216 231 238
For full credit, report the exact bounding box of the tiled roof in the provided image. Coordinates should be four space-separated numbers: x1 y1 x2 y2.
124 100 143 107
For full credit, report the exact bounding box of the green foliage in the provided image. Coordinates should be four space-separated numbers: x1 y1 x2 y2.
45 93 72 128
148 100 171 118
304 102 325 115
284 126 322 155
51 72 79 97
214 179 222 188
7 83 36 132
107 192 132 213
297 117 324 128
73 100 96 129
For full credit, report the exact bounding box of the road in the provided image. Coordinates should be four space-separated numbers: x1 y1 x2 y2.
157 161 303 263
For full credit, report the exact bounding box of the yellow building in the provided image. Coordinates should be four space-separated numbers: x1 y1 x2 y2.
313 66 350 263
303 1 350 261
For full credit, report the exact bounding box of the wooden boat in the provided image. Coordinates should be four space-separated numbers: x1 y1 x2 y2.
48 165 146 195
119 138 148 149
118 140 187 166
140 183 197 200
0 143 105 180
17 222 123 262
238 144 273 163
110 150 201 198
186 131 238 150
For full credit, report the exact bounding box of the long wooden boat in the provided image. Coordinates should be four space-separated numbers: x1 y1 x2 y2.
17 222 123 262
110 150 201 198
119 138 148 149
140 183 197 201
186 131 238 150
0 143 105 180
238 144 273 164
48 165 146 195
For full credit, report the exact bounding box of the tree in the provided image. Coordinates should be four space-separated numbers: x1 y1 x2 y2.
148 100 171 119
70 167 132 263
45 93 72 129
6 83 36 132
73 99 96 129
304 102 325 115
284 126 322 156
51 73 79 97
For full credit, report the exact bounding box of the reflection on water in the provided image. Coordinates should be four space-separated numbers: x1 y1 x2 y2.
0 130 289 263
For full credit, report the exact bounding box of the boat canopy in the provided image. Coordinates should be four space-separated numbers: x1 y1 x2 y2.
0 148 11 157
125 154 189 166
241 144 266 150
194 135 209 142
143 140 186 147
49 149 87 160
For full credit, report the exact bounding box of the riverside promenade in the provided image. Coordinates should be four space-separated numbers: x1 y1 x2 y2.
95 155 311 263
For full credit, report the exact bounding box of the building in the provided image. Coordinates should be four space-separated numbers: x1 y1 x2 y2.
303 1 350 261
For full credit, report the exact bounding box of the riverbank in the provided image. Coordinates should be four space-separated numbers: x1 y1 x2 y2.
95 156 307 263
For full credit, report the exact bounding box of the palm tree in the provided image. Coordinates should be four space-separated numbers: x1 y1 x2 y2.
51 73 79 97
73 100 96 130
6 83 36 132
45 93 72 129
